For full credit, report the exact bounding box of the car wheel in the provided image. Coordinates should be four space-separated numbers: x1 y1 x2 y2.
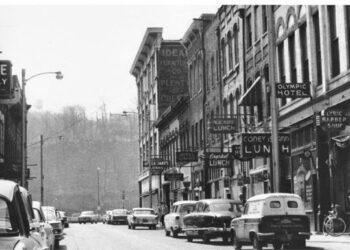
202 234 210 244
54 240 59 248
128 224 131 229
252 234 262 250
132 225 135 230
171 228 178 238
273 241 282 250
165 229 170 236
149 226 152 230
187 236 193 242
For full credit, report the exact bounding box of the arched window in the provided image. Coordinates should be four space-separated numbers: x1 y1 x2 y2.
233 24 239 65
221 38 227 75
227 32 233 70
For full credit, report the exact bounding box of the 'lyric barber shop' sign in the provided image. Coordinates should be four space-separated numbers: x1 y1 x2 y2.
241 133 291 157
206 153 232 168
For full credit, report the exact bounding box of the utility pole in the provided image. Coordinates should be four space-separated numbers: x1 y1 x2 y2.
267 5 280 192
40 135 44 204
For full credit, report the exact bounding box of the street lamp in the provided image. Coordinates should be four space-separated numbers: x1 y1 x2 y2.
97 167 101 214
21 69 63 188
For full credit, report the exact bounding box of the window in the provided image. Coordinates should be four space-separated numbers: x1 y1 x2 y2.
233 24 239 65
328 6 340 77
254 6 259 41
211 56 215 87
199 119 203 147
0 199 14 233
264 66 271 118
278 42 286 106
194 60 197 93
346 6 350 69
262 5 267 33
313 11 322 85
228 32 233 70
221 39 227 75
189 64 193 97
195 122 198 148
191 125 194 148
289 32 297 101
270 201 281 208
246 14 252 48
299 23 309 84
287 201 299 208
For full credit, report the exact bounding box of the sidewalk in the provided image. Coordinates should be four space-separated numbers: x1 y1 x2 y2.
310 231 350 243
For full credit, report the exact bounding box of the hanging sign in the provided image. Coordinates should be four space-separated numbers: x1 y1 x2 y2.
164 173 184 181
176 151 198 163
206 152 232 168
0 60 12 98
232 145 252 161
209 118 236 134
318 109 349 130
241 133 291 157
276 82 310 98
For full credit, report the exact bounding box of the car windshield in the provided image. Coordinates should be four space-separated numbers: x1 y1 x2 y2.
0 198 18 235
43 208 57 221
179 204 196 213
209 202 242 212
81 211 94 216
134 210 154 215
113 209 127 214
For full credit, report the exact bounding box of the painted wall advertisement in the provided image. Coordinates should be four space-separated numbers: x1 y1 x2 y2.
157 43 188 114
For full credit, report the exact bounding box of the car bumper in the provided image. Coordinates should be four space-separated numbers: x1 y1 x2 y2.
257 231 312 242
183 227 230 237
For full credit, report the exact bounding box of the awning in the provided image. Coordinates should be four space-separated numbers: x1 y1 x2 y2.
238 76 262 106
332 134 350 148
249 167 268 175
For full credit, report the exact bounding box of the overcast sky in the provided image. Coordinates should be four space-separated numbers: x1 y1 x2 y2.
0 1 220 117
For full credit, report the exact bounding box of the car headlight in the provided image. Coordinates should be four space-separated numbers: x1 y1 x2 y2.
13 241 27 250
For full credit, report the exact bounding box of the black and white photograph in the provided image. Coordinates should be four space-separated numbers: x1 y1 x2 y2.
0 0 350 249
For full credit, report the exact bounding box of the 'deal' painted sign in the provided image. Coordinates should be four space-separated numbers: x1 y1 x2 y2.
206 153 232 168
241 133 291 157
209 118 236 134
276 82 310 98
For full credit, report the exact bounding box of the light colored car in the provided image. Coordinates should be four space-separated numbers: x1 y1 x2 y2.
68 212 80 223
164 200 196 237
78 210 98 224
231 193 311 250
127 208 158 230
32 201 55 250
0 179 47 250
42 206 64 247
111 209 128 225
58 210 69 228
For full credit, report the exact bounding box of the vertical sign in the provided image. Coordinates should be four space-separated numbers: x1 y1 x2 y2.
0 60 12 98
157 43 188 114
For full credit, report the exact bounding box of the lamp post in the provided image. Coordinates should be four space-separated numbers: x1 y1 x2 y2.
97 167 100 214
21 69 63 188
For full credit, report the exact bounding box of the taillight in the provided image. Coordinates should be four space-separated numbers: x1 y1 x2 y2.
175 216 180 220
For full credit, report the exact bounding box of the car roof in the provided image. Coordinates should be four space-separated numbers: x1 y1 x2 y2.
133 207 154 211
247 193 301 202
0 179 17 201
198 199 242 204
173 200 197 206
42 206 56 211
32 201 41 209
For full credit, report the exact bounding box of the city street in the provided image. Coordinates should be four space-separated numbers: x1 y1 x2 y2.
58 223 350 250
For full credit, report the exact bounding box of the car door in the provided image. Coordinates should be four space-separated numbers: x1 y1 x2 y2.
166 205 177 229
234 203 248 240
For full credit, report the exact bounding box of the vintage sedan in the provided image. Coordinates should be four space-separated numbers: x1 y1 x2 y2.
183 199 243 244
111 209 128 225
0 180 47 250
127 208 158 230
42 206 65 247
230 193 311 250
78 210 98 224
164 200 196 237
32 201 55 250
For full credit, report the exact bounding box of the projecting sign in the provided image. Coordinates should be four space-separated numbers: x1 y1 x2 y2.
164 173 184 181
176 151 198 163
150 157 169 170
0 60 12 98
318 109 349 130
206 153 232 168
209 118 236 134
241 133 291 157
232 145 252 161
276 82 310 98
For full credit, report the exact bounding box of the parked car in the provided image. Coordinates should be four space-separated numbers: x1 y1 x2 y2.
32 201 55 250
68 212 80 223
0 179 47 250
78 210 98 224
183 199 243 244
127 208 158 230
58 210 69 228
164 200 196 237
230 193 311 250
111 209 128 225
42 206 65 247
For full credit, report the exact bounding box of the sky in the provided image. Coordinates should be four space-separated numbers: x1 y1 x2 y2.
0 1 221 117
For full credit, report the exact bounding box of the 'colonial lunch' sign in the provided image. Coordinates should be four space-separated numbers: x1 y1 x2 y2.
276 82 310 98
176 151 198 163
241 133 291 157
206 153 232 168
209 118 236 134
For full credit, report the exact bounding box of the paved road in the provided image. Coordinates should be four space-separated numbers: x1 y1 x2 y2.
57 223 350 250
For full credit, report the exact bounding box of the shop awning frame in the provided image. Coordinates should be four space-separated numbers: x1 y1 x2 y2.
238 76 261 106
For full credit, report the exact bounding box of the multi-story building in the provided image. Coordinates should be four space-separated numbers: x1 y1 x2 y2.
130 28 188 208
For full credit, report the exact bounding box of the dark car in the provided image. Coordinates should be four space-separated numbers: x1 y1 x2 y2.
183 199 243 244
230 193 311 250
58 210 69 228
111 209 128 225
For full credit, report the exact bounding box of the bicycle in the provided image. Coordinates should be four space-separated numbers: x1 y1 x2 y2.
323 210 347 236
